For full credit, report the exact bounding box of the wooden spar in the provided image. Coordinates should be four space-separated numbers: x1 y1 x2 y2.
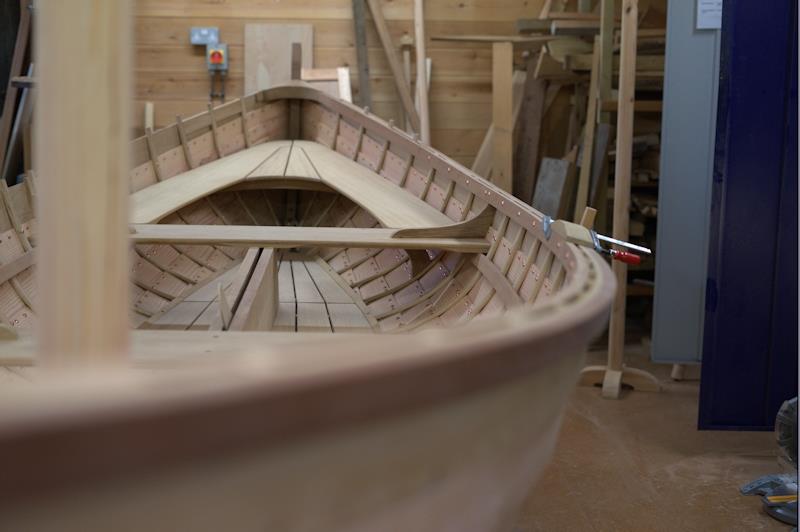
351 0 372 108
572 37 601 221
129 224 490 253
593 0 660 398
491 42 514 193
413 0 431 144
36 0 131 365
598 0 615 124
607 0 636 392
400 35 415 133
366 0 420 132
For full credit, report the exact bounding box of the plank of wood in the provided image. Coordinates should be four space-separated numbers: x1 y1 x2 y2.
351 0 372 107
516 21 551 37
244 24 313 93
599 0 615 123
606 0 638 390
472 71 526 180
564 53 664 72
228 249 279 331
531 157 577 219
298 141 452 228
600 99 662 112
414 0 431 144
572 37 601 222
365 0 420 132
301 67 353 103
36 0 130 365
514 54 547 204
144 101 154 131
130 225 490 253
131 142 284 224
0 250 34 286
491 41 514 193
550 19 619 36
0 0 31 180
291 261 324 303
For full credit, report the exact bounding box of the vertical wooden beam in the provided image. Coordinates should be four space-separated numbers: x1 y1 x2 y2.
144 101 154 132
605 0 637 397
413 0 431 144
36 0 131 366
598 0 615 124
366 0 421 132
573 37 601 221
514 53 547 203
351 0 372 108
400 35 414 133
492 42 514 193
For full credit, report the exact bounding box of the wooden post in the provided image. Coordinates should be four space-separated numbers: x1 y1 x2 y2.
36 0 132 366
606 0 638 395
598 0 615 124
572 37 601 221
400 35 414 133
144 101 155 132
414 0 431 144
577 0 660 397
492 42 514 193
351 0 372 108
367 0 421 132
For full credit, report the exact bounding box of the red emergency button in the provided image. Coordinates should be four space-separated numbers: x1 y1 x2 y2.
209 50 224 64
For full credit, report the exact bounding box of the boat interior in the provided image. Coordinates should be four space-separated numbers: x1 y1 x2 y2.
0 86 604 341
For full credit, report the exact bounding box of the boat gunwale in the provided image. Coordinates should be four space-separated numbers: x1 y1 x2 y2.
0 85 616 504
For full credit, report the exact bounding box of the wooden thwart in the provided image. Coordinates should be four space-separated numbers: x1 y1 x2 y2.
129 225 490 253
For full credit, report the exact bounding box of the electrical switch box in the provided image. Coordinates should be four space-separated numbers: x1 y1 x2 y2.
190 27 219 46
206 44 228 71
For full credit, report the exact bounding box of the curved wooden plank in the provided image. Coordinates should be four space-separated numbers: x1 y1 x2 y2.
131 142 283 224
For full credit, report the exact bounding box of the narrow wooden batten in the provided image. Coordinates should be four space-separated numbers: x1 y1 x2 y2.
36 0 132 366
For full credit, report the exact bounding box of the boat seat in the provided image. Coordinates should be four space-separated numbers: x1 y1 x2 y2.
130 140 455 230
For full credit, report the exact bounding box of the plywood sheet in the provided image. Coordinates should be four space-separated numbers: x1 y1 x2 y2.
244 24 313 93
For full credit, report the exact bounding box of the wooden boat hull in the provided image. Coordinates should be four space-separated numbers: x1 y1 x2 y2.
0 85 615 530
4 347 583 531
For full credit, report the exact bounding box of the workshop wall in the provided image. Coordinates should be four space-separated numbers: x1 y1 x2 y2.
133 0 547 167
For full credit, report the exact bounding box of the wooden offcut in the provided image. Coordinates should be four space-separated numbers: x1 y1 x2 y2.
244 24 313 93
531 157 577 219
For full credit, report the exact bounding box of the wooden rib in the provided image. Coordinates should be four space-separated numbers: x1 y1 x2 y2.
207 103 223 157
175 116 198 169
474 255 522 308
0 251 34 286
239 100 252 149
144 129 165 181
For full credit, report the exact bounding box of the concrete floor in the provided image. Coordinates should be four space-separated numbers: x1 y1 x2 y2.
515 349 791 532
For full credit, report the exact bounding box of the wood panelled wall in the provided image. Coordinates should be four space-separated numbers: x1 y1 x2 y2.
133 0 547 167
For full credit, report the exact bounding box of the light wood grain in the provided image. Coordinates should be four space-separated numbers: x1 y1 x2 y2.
130 224 490 253
36 0 131 366
605 0 637 393
244 24 313 93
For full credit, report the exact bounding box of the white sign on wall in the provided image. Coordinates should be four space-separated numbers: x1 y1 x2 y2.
696 0 723 30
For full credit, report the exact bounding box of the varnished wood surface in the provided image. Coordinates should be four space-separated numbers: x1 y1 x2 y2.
130 224 491 253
